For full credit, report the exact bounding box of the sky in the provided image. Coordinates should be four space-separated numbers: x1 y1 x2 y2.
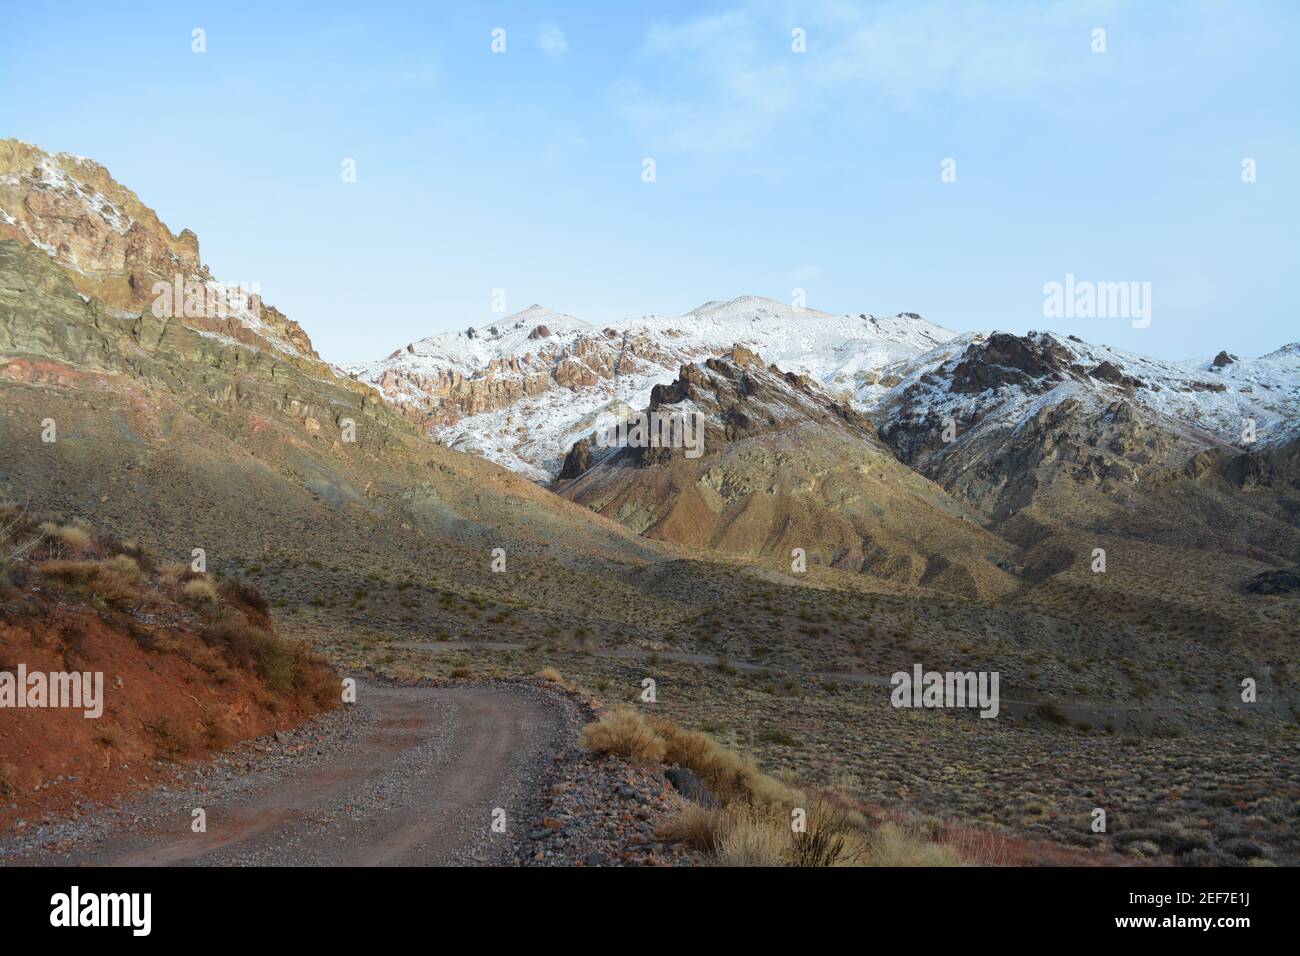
1 0 1296 365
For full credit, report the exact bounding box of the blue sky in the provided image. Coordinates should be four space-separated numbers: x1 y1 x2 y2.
2 0 1296 364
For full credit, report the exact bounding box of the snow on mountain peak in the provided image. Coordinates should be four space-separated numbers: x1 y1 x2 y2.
345 295 966 479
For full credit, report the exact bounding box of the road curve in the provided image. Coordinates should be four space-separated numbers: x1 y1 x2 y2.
7 682 569 867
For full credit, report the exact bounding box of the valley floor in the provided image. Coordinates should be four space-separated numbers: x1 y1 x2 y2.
318 623 1299 867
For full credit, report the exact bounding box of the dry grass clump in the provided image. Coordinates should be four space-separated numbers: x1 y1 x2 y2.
0 761 17 797
658 804 720 851
866 821 966 866
580 708 801 806
659 800 871 867
713 807 792 866
37 555 144 606
199 617 336 704
579 707 964 868
536 666 577 692
661 800 961 868
221 577 269 615
51 523 92 550
94 724 127 751
645 714 801 807
579 707 667 762
182 576 219 604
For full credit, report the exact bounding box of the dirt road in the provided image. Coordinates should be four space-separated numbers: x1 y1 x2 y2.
3 682 572 866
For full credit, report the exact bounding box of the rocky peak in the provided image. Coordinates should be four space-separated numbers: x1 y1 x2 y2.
0 139 318 361
949 332 1080 395
578 346 879 470
1088 360 1146 391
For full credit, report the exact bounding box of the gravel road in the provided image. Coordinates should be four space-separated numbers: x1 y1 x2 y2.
1 680 577 866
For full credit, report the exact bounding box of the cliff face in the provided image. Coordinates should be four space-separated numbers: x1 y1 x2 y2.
0 139 317 359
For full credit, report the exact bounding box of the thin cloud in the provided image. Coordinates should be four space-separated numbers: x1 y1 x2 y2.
539 24 569 57
621 0 1120 153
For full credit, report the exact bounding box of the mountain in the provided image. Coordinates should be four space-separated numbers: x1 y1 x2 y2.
355 288 1300 501
872 329 1300 549
558 346 1018 600
348 295 954 479
3 140 1297 869
0 139 316 359
0 139 716 643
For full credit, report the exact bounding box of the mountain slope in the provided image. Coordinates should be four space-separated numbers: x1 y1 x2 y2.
559 347 1019 599
0 141 729 644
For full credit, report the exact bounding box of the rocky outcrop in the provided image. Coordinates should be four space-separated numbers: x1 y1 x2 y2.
949 332 1080 394
1089 361 1146 390
558 437 593 479
0 239 387 442
0 139 319 361
362 326 718 431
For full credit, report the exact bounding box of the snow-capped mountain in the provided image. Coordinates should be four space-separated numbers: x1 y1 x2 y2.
347 296 956 479
867 330 1300 523
877 331 1300 459
351 291 1300 485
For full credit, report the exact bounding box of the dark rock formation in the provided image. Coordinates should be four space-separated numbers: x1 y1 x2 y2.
558 437 593 479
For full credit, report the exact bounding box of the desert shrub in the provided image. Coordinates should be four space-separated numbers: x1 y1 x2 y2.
199 618 333 701
257 637 295 693
117 540 159 575
182 577 219 604
645 715 800 807
579 708 667 762
538 666 565 684
38 555 143 606
759 728 800 747
789 801 866 867
162 562 197 585
715 807 790 866
0 761 16 796
221 577 269 615
658 804 724 852
200 617 270 670
53 524 91 550
863 822 964 866
1034 701 1069 725
290 642 338 707
94 723 126 750
664 801 944 867
663 803 851 867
